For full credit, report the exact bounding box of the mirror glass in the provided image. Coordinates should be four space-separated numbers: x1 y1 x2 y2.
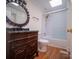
6 2 27 24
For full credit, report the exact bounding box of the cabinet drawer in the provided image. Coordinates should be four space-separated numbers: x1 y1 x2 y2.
9 38 37 49
9 40 27 48
10 33 28 40
28 32 38 36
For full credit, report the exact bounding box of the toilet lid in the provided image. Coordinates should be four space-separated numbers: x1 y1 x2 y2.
38 39 48 43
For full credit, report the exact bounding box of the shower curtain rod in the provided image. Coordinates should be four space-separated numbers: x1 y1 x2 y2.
44 8 68 14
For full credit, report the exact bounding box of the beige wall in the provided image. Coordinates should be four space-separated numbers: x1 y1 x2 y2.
23 0 43 34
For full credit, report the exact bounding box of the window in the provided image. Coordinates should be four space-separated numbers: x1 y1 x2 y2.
49 0 62 7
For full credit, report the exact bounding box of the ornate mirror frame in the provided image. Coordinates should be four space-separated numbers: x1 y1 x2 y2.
6 0 30 27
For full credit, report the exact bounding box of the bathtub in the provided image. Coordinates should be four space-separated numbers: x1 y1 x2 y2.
38 34 68 51
40 36 68 50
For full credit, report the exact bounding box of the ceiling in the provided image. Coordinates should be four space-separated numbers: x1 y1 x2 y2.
30 0 69 12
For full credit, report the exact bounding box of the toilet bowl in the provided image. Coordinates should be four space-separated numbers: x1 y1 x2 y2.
38 39 49 52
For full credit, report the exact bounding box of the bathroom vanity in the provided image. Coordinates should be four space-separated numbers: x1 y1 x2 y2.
6 30 38 59
6 0 38 59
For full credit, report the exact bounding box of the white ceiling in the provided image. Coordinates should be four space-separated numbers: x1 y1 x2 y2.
30 0 68 12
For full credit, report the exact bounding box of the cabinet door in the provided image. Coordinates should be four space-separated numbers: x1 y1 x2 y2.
9 46 26 59
25 44 35 59
15 49 26 59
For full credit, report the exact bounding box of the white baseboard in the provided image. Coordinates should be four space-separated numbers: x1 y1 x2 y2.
47 39 67 49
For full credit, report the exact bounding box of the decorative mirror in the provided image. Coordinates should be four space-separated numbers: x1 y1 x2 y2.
6 0 30 27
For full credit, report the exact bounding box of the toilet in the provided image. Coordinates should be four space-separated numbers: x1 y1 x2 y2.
38 39 49 52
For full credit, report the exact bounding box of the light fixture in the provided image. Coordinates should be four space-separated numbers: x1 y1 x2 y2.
11 2 19 6
49 0 62 7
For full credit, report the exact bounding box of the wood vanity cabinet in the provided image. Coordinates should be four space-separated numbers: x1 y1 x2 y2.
6 31 38 59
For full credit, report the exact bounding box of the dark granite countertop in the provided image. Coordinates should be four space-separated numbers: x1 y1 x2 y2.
7 30 38 33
